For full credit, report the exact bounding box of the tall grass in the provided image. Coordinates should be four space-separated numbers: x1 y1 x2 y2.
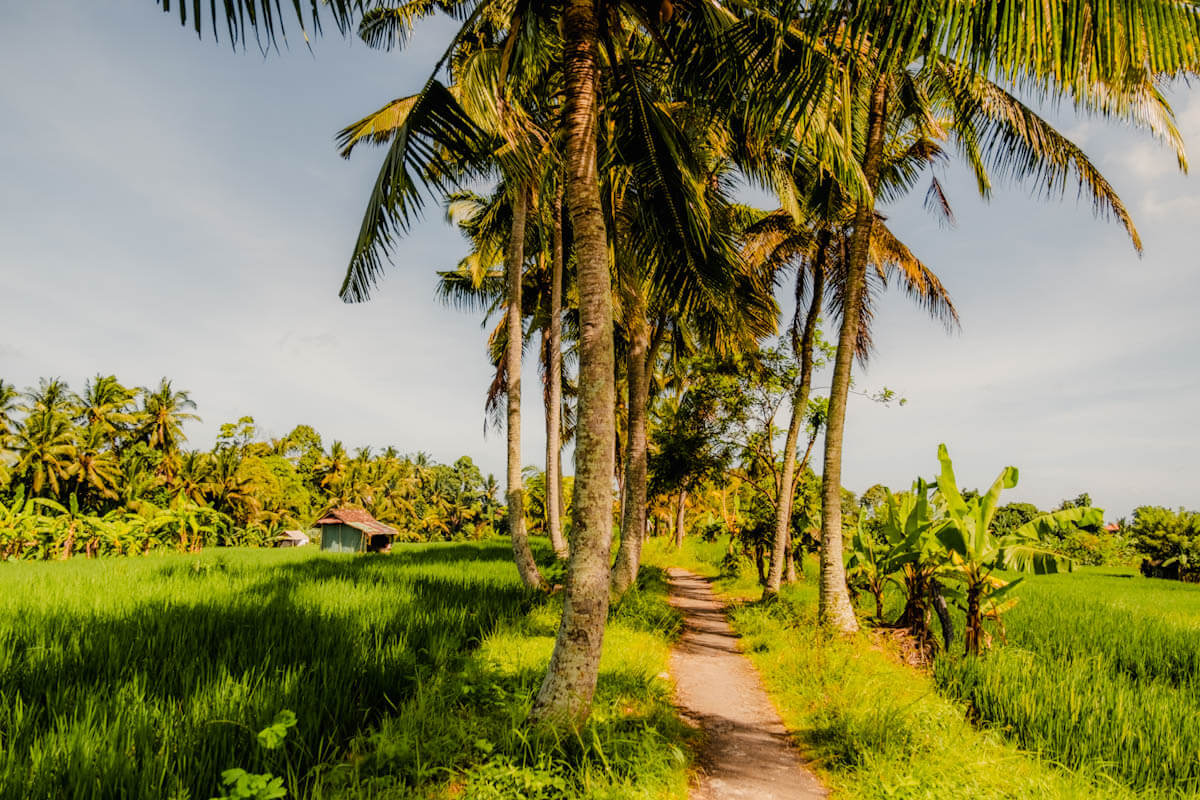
934 570 1200 795
0 543 691 799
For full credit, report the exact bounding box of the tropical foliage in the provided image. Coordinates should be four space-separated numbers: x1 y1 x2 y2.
845 445 1109 655
1130 505 1200 579
0 376 506 559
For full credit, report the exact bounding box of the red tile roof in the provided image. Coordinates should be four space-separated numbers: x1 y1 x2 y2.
315 508 399 538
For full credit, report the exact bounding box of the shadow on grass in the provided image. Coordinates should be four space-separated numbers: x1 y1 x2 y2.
0 544 541 800
333 657 692 799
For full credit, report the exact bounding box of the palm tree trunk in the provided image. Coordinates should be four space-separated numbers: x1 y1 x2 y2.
546 180 568 560
764 247 827 598
506 184 547 592
673 489 687 548
785 529 798 582
529 0 615 725
610 309 651 598
818 77 889 633
557 449 566 531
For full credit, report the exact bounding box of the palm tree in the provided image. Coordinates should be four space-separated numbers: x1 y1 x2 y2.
173 450 214 507
115 446 162 516
69 425 122 502
806 52 1184 631
0 379 19 448
337 23 555 589
317 440 350 495
208 447 262 526
754 97 967 600
24 377 74 418
156 0 1200 722
12 410 76 497
438 183 575 557
139 379 200 479
76 375 137 445
542 181 571 559
609 149 777 597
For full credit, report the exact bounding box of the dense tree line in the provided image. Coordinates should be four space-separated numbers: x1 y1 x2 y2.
0 376 505 557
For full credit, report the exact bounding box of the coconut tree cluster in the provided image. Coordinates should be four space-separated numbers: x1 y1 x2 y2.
157 0 1200 724
0 376 506 556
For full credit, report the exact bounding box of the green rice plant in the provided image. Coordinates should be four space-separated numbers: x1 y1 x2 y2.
934 570 1200 795
0 543 691 800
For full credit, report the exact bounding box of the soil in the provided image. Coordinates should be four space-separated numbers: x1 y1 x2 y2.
667 568 827 800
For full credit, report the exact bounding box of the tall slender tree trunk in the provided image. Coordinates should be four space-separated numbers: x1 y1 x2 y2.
545 180 568 560
785 529 798 582
764 250 827 598
529 0 615 725
673 489 687 548
818 77 889 633
610 302 651 598
557 448 566 533
506 185 547 592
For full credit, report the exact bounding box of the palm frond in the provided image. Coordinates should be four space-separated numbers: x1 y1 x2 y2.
964 73 1144 252
357 0 456 50
155 0 365 50
869 221 960 331
338 80 495 302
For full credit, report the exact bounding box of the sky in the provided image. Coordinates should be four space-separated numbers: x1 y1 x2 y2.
2 3 1198 519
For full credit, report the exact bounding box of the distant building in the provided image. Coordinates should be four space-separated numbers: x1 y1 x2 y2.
275 530 311 548
315 508 399 553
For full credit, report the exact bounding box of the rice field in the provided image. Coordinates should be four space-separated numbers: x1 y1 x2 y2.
0 543 691 800
934 570 1200 796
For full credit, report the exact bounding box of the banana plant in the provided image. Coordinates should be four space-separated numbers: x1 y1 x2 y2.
0 486 38 559
104 511 151 556
31 494 99 560
879 480 952 647
846 516 890 619
934 444 1091 654
846 500 927 622
150 504 228 552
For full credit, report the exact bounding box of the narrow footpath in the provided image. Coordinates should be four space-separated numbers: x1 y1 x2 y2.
667 568 827 800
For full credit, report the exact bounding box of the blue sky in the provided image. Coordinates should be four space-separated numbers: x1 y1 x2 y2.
2 3 1197 518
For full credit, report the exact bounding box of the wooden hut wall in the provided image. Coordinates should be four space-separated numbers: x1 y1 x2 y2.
319 523 364 553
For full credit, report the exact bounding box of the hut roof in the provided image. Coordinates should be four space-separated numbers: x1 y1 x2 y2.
278 530 310 543
315 508 398 538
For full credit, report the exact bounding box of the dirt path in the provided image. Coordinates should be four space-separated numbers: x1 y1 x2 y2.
667 568 827 800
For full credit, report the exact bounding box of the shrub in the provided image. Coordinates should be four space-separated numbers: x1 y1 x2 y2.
1130 506 1200 579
